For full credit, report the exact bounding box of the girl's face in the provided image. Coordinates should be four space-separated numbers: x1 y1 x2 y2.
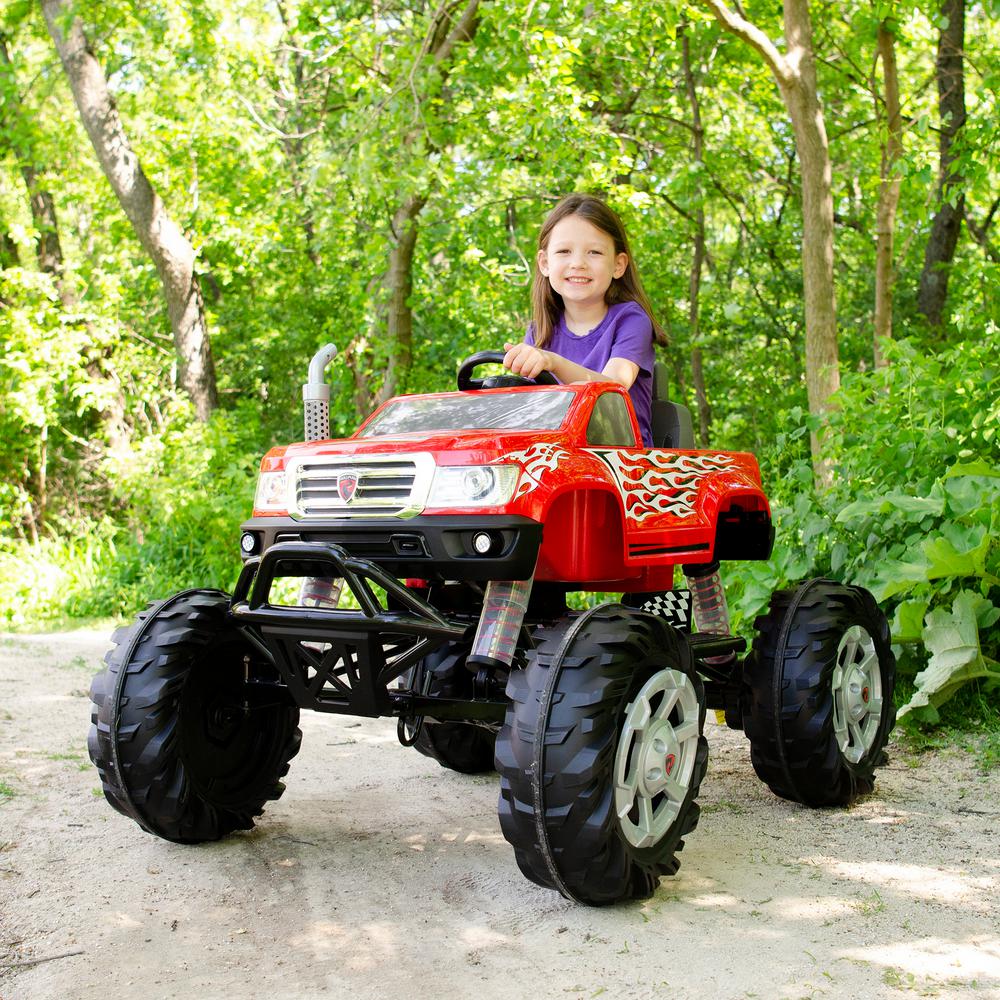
538 214 628 312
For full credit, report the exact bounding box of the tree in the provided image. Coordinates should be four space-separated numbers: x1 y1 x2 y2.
702 0 839 484
917 0 966 327
0 33 66 294
41 0 218 419
679 23 712 446
874 17 904 367
345 0 481 411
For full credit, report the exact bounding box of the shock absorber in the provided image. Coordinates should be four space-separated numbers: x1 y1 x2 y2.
466 576 534 671
684 561 735 666
299 576 344 608
300 343 341 608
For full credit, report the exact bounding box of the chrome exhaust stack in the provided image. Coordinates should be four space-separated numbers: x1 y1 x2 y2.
300 343 341 607
303 343 338 442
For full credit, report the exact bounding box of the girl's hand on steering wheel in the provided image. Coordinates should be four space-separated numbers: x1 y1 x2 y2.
503 342 552 380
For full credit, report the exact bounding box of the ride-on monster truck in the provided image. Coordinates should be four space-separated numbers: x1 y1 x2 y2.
89 346 896 906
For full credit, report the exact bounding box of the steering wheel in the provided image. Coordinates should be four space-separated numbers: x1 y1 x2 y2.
457 350 560 391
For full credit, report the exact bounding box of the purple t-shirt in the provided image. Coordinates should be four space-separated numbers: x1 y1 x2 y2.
527 301 655 446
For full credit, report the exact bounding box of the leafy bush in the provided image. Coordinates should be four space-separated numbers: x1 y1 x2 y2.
0 404 267 625
725 334 1000 722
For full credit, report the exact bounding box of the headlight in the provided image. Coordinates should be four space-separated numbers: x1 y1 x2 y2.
427 465 518 507
254 471 288 513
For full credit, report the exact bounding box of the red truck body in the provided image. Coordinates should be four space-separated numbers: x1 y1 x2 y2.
246 382 773 590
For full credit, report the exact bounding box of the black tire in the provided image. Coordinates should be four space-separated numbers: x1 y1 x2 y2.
411 643 497 774
744 579 896 807
495 605 708 905
88 590 302 843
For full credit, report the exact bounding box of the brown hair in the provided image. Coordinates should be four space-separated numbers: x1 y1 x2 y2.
530 193 666 349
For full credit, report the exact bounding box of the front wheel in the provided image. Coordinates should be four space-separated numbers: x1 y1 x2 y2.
495 606 708 905
88 590 301 842
743 579 896 807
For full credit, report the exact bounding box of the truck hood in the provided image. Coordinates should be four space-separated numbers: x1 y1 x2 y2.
268 428 577 466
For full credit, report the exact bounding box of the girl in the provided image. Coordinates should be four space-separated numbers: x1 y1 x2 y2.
503 194 664 447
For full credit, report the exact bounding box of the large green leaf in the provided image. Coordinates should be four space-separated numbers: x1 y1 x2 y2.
872 559 933 601
898 591 1000 721
836 492 944 525
922 523 990 580
945 460 1000 479
891 597 930 645
943 475 1000 519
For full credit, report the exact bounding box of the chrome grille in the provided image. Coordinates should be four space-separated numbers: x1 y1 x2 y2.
286 453 434 519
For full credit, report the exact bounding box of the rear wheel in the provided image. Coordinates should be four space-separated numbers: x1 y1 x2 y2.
496 605 707 905
88 590 301 842
744 579 896 807
410 643 497 774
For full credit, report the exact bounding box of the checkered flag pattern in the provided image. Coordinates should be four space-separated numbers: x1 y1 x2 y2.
623 590 692 631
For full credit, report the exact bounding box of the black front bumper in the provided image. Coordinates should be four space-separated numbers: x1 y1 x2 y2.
230 540 507 723
239 514 542 581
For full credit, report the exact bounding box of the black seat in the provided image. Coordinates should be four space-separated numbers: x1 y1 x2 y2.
650 361 695 449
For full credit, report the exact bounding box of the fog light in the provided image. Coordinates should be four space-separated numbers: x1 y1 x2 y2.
240 532 258 554
472 531 493 555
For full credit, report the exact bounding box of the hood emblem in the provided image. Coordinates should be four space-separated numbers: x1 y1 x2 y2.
337 472 359 503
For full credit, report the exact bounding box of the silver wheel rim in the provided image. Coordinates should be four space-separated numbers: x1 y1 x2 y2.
614 668 701 849
831 624 883 764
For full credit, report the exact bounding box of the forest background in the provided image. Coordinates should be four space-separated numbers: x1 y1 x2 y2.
0 0 997 739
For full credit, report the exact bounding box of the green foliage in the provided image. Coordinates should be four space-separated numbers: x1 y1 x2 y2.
1 1 998 741
0 406 264 624
725 334 1000 721
897 681 1000 774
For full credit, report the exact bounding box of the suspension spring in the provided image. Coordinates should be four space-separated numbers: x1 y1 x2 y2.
684 561 735 666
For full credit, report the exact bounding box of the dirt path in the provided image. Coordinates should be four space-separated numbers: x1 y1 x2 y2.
1 628 998 1000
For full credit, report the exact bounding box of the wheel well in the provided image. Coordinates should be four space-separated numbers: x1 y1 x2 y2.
536 488 626 581
713 494 774 561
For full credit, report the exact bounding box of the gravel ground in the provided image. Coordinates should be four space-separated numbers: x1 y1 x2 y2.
1 627 998 1000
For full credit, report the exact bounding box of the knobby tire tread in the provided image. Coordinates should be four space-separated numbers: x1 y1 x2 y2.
88 590 301 842
743 579 896 807
496 605 708 905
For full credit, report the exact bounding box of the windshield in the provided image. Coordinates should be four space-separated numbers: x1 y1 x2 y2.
358 390 574 438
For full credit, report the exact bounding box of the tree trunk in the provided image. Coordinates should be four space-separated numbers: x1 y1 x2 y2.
274 0 320 268
377 195 428 406
874 20 903 368
680 27 712 448
345 1 479 415
917 0 966 328
41 0 218 420
703 0 839 486
0 36 68 298
780 2 839 476
20 165 65 276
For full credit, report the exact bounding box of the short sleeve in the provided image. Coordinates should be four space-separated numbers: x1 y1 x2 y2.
608 303 654 376
524 322 536 347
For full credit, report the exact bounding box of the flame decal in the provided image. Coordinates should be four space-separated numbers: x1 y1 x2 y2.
495 442 571 498
590 450 735 522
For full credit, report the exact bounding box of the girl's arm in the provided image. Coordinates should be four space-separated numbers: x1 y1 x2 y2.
503 341 639 390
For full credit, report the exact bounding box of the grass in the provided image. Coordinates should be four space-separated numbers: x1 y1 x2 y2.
853 889 887 916
3 613 119 635
59 654 100 673
0 781 16 801
880 968 978 994
702 799 748 815
896 682 1000 774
